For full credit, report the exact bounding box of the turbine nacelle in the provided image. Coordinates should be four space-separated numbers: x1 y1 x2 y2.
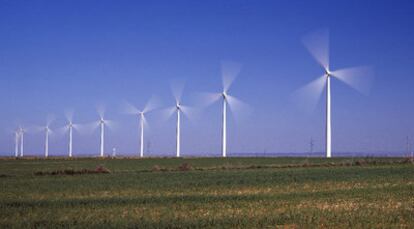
222 91 228 100
325 68 331 77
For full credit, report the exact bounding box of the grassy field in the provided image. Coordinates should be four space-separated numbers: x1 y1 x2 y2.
0 157 413 228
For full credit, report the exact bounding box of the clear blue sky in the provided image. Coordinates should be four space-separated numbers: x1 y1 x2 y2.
1 0 414 156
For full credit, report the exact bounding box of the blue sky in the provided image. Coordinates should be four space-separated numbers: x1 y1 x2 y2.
1 0 414 156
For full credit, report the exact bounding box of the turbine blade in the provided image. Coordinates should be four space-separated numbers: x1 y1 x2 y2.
105 120 117 130
291 75 326 113
221 60 242 92
72 123 81 131
122 100 140 115
56 126 69 135
180 105 200 123
302 29 330 70
196 92 222 108
159 106 177 123
143 95 161 113
331 66 374 95
97 104 105 119
77 121 100 135
46 114 55 127
226 95 252 123
29 125 45 134
171 79 185 103
64 109 74 123
142 115 149 129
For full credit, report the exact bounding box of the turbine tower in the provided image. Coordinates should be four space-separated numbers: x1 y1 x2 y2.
68 122 73 157
176 102 181 157
325 69 332 158
100 117 105 157
14 130 20 157
19 127 24 157
300 29 373 158
139 112 144 157
44 126 51 158
221 92 227 157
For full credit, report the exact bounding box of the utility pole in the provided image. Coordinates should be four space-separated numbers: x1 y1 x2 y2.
146 141 151 155
310 137 314 154
112 147 116 158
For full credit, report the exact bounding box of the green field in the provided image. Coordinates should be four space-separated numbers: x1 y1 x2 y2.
0 157 413 228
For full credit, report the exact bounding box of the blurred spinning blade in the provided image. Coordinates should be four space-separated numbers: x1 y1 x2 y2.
331 66 374 95
291 75 327 113
302 29 330 71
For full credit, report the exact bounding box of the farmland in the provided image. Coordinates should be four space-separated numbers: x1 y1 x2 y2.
0 157 413 228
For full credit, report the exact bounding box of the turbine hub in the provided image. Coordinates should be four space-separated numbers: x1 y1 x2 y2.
325 68 331 77
222 91 227 99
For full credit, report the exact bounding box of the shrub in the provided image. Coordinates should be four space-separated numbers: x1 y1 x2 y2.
95 165 111 173
178 163 192 171
152 165 161 172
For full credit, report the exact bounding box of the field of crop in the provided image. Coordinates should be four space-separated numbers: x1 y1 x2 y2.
0 157 413 228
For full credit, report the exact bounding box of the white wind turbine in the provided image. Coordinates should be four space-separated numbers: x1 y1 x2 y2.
19 127 25 157
60 111 80 158
202 61 248 158
93 107 114 157
164 83 194 157
43 125 52 158
14 129 20 157
298 29 373 158
124 97 159 158
35 117 54 158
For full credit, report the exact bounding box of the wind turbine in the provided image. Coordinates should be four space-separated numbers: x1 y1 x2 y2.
124 97 158 158
164 83 194 158
35 117 54 158
19 127 24 157
60 111 79 158
94 108 114 157
202 61 247 158
43 125 52 158
14 130 20 157
299 29 373 158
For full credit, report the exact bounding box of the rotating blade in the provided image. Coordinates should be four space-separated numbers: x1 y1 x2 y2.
180 105 200 123
196 92 222 108
143 95 161 114
122 100 140 115
226 94 252 123
291 75 327 113
302 29 330 71
221 60 242 92
96 104 105 119
171 79 185 104
64 109 74 123
331 66 374 95
162 106 177 121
